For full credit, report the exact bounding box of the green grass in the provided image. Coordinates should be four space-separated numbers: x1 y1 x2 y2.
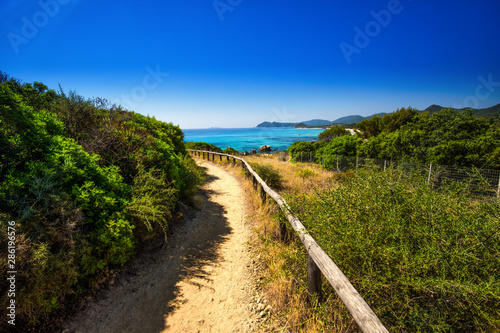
287 167 500 332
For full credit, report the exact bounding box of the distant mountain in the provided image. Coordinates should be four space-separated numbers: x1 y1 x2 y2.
256 103 500 128
302 119 332 127
424 104 500 117
256 121 299 128
423 104 445 114
331 115 365 124
256 119 332 128
474 103 500 117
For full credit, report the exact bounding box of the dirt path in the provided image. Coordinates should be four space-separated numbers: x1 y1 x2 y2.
61 161 263 333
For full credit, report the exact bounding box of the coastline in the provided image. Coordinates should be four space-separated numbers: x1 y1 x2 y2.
183 127 324 153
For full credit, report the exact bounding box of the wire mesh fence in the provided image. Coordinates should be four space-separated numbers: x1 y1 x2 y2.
288 151 500 199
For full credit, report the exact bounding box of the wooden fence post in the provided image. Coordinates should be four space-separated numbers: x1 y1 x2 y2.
260 185 266 203
189 149 388 332
220 154 223 162
278 220 287 242
497 171 500 198
308 255 322 301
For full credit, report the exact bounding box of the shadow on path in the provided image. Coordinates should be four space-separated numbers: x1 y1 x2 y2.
61 167 235 333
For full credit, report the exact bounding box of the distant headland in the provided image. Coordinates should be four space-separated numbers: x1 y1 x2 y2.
256 104 500 128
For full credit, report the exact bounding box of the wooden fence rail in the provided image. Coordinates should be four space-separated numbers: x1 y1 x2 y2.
187 149 389 333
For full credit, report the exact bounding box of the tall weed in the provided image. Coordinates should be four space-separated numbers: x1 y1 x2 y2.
126 166 177 241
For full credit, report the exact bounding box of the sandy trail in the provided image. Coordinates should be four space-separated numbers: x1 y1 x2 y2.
61 161 260 333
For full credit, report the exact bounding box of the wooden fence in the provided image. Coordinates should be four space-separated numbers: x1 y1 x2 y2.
187 149 389 333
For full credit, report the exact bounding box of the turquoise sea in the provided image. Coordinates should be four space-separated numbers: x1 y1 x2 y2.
183 127 324 152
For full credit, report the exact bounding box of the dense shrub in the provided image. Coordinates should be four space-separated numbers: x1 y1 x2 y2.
126 166 177 241
249 162 284 190
292 108 500 169
288 168 500 331
288 141 323 163
317 125 349 141
356 107 420 139
357 108 500 168
315 135 363 165
184 141 223 152
223 147 240 155
0 73 203 328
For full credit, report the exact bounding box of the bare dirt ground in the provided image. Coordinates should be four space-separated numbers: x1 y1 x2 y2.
60 161 268 333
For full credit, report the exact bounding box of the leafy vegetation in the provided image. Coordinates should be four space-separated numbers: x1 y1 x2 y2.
288 141 324 163
248 162 284 190
0 72 203 328
184 141 223 153
287 168 500 331
317 125 350 141
223 147 240 155
289 107 500 169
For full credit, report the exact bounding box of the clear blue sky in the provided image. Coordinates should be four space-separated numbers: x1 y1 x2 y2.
2 0 500 129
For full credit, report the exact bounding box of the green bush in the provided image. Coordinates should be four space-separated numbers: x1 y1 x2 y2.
357 108 500 168
126 166 177 241
318 125 349 141
0 73 202 328
185 141 222 152
289 108 500 170
223 147 240 155
295 167 316 179
316 135 363 163
249 162 284 190
288 168 500 331
288 141 322 163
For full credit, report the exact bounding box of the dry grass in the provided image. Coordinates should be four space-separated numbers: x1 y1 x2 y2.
193 153 359 332
243 154 335 195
